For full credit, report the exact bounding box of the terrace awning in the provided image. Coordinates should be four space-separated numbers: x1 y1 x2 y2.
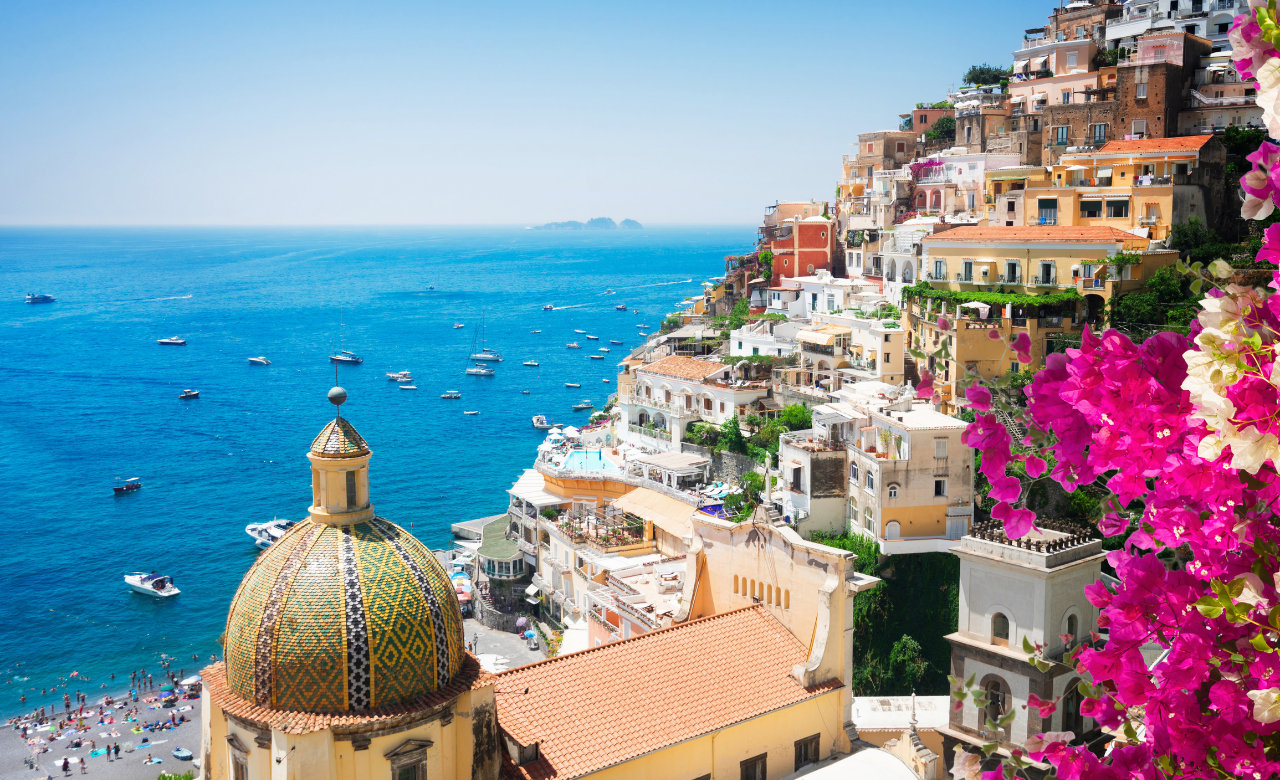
1031 56 1048 70
509 469 567 508
1014 59 1030 71
1010 95 1027 103
1097 166 1113 178
612 487 696 541
798 330 836 346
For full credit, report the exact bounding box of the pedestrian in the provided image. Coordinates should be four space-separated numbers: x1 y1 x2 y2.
61 756 70 775
79 757 86 774
113 743 119 759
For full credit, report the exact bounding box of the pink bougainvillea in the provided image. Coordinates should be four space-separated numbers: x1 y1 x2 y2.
945 7 1280 777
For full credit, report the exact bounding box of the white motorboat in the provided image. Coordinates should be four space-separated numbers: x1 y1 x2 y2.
572 400 594 411
454 323 465 329
521 390 530 394
532 415 554 429
330 350 363 365
530 330 542 334
465 363 495 376
598 347 610 353
441 390 462 399
615 304 627 311
542 304 554 311
248 356 271 365
387 371 413 381
586 335 599 340
245 518 297 550
464 410 480 415
157 336 186 346
565 382 581 388
400 385 418 390
574 330 586 334
603 378 611 383
523 361 539 367
589 355 604 360
26 293 55 304
124 572 180 598
179 389 200 399
610 340 623 345
566 342 580 349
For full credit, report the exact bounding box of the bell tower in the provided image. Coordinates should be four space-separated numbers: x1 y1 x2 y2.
306 385 375 525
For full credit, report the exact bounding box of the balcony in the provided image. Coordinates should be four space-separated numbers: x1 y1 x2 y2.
1139 216 1159 226
628 423 671 442
1032 275 1057 287
1188 89 1255 108
1038 316 1065 328
955 272 973 283
1133 176 1173 187
1037 213 1058 226
997 273 1022 285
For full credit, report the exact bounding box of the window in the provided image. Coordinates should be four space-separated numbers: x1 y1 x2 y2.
992 613 1010 647
851 464 859 482
1218 22 1230 34
865 472 875 490
703 397 712 411
934 479 947 497
1011 361 1020 373
1090 123 1107 144
1055 125 1068 144
888 485 898 498
864 506 874 529
737 341 742 350
1107 200 1130 218
795 735 821 771
885 352 891 364
733 575 739 594
741 754 768 780
985 680 1007 732
896 142 906 153
1063 685 1084 734
232 756 248 780
1136 84 1147 99
1067 614 1078 644
1075 25 1085 39
345 470 358 508
1186 24 1197 34
934 440 947 458
1080 200 1102 218
933 259 945 279
1132 119 1148 136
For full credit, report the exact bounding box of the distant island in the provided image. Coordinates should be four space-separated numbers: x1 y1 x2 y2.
533 217 643 230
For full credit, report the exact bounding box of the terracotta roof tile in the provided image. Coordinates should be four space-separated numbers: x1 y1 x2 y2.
1096 135 1214 154
494 606 843 780
922 226 1145 244
636 355 728 381
201 654 484 734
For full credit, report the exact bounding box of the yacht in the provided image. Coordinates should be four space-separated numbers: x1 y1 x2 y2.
530 330 541 334
572 400 594 411
523 360 539 367
603 378 611 383
463 410 480 415
113 477 142 495
248 356 271 365
605 288 614 295
465 363 496 376
615 304 627 311
542 304 555 311
610 340 623 345
574 330 586 334
566 342 581 349
25 293 55 304
387 371 413 381
179 389 199 399
590 355 604 360
454 323 465 329
468 314 502 362
521 390 530 394
245 518 297 550
564 382 581 388
598 347 610 353
532 415 554 430
636 324 650 328
124 572 180 598
441 390 462 399
330 350 363 364
586 335 599 340
157 336 187 346
400 385 418 390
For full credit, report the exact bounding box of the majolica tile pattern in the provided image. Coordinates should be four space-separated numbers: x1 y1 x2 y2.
310 417 370 458
224 516 465 713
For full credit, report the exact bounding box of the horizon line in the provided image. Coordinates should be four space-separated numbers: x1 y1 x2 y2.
0 222 759 229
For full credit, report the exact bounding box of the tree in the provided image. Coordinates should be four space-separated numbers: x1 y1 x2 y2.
1223 125 1269 158
758 250 774 281
727 297 749 332
718 415 747 454
962 63 1010 86
780 404 812 431
1168 216 1217 253
925 115 955 142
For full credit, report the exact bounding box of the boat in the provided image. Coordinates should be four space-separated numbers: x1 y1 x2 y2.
589 355 604 360
400 385 418 390
636 324 650 328
179 389 199 399
386 371 413 381
530 330 541 334
683 278 693 283
586 335 599 340
468 313 502 362
615 304 627 311
464 411 480 415
572 400 594 411
465 363 495 376
565 382 581 388
598 347 610 353
248 356 271 365
454 323 465 329
124 572 180 598
25 293 55 304
603 378 611 383
521 390 530 394
114 477 142 495
157 336 186 346
566 342 581 349
532 415 554 430
610 340 623 345
330 350 363 365
523 361 539 367
441 390 462 399
605 288 614 295
245 518 297 550
574 330 586 334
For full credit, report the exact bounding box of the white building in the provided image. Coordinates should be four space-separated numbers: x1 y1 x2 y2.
910 148 1022 221
618 355 771 451
1105 0 1239 52
730 318 802 358
1179 50 1265 134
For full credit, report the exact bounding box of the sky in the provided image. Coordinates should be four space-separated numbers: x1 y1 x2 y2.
0 1 1034 226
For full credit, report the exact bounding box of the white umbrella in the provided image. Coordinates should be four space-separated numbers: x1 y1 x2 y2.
180 676 201 686
1065 165 1089 171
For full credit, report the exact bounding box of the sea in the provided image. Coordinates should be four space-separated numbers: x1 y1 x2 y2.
0 225 753 718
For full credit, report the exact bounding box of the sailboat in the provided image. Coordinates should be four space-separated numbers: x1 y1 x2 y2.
469 313 502 362
464 320 496 376
330 307 363 364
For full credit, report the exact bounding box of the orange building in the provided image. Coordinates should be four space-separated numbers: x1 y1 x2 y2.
771 215 837 285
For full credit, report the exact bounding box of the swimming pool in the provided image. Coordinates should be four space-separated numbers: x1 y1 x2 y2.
557 449 623 473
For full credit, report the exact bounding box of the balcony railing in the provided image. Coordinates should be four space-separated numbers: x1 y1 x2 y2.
628 423 671 442
1139 216 1159 226
1012 317 1028 327
1037 213 1057 226
997 273 1022 284
955 272 973 282
1033 275 1057 287
1038 316 1065 328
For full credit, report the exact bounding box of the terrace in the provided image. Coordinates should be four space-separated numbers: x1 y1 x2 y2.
553 504 652 556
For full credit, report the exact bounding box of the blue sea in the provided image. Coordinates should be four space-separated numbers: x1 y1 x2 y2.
0 226 752 718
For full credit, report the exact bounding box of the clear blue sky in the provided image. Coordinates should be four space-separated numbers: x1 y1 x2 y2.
0 1 1035 226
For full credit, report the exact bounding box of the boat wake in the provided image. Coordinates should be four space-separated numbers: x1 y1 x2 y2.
132 295 194 303
608 280 694 291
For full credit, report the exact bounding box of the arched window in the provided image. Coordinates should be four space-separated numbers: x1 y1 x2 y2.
767 584 773 604
784 590 790 609
931 190 942 210
1062 684 1084 735
733 575 739 594
984 680 1007 735
851 464 860 482
751 579 757 599
992 612 1010 647
885 521 901 540
888 484 898 499
1066 614 1078 646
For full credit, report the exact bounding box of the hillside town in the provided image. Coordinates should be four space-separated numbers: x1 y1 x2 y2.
174 2 1266 779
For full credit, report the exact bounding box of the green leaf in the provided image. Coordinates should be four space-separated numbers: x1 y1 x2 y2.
1251 633 1274 654
1033 659 1052 673
1228 578 1247 599
1022 635 1036 653
984 717 1001 733
1076 680 1096 699
981 742 999 756
998 709 1017 726
1122 720 1139 743
965 673 976 688
1196 595 1225 619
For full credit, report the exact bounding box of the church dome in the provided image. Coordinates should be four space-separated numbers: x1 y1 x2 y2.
223 516 466 713
223 403 465 714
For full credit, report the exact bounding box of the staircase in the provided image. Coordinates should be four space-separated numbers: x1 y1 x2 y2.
903 353 920 386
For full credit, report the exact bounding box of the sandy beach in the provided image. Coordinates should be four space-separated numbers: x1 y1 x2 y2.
1 685 201 780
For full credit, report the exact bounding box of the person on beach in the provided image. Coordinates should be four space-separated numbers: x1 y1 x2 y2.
61 756 69 775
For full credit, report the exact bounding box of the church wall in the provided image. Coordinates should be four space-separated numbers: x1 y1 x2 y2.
958 656 1031 745
1042 562 1102 657
958 558 1044 650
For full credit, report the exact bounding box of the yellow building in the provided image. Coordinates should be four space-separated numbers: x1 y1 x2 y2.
911 225 1177 414
1022 135 1227 242
984 166 1052 227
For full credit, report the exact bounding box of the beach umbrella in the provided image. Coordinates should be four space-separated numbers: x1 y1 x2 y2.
515 617 527 627
179 676 200 686
159 685 174 692
523 630 536 639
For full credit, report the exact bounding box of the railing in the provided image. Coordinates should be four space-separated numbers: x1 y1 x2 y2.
917 174 949 185
628 423 671 442
613 596 663 630
997 273 1021 284
518 538 536 555
1012 317 1028 327
1033 276 1057 287
1139 216 1159 226
955 272 973 282
1189 89 1254 107
1134 176 1172 187
1038 316 1064 328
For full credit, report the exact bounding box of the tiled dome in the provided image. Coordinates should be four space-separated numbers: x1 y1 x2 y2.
222 516 466 713
310 417 370 458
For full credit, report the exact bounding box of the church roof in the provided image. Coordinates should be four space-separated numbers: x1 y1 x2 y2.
222 516 467 715
310 416 370 458
495 605 843 780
